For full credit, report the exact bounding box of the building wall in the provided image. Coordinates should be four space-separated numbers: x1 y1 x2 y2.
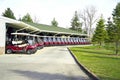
0 21 6 54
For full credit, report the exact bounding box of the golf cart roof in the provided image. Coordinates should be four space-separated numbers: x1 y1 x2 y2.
11 33 40 37
11 33 30 36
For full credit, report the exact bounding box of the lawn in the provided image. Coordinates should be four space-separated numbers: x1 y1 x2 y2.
69 46 120 80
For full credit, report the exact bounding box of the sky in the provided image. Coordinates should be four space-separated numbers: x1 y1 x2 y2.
0 0 120 28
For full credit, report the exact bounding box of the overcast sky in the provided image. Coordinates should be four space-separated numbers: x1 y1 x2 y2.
0 0 119 28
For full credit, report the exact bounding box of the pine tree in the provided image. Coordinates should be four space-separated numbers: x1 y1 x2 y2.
92 17 107 46
106 18 115 42
2 8 16 19
51 18 58 27
21 13 33 22
18 17 22 21
71 11 82 32
111 2 120 55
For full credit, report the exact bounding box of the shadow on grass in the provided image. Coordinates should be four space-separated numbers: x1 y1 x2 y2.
83 53 120 61
71 49 120 60
72 49 107 55
10 70 89 80
99 76 120 80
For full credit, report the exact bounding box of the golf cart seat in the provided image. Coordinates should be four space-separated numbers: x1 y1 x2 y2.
12 41 22 45
18 43 28 47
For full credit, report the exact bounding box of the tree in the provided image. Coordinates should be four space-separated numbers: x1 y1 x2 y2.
18 16 22 21
106 17 115 42
92 17 107 46
71 11 82 32
79 6 97 39
111 2 120 55
2 8 16 19
33 16 40 23
51 18 58 27
21 13 33 22
18 17 22 21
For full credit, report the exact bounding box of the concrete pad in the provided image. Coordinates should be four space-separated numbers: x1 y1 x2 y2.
0 46 91 80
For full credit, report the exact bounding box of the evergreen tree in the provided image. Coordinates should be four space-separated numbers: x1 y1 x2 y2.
18 17 22 21
2 8 16 19
51 18 58 27
106 18 115 42
21 13 33 22
71 11 82 32
111 2 120 55
92 17 107 46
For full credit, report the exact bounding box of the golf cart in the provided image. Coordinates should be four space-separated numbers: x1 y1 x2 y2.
6 33 37 54
33 34 44 49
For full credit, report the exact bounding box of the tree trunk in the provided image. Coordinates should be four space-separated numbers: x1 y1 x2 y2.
100 42 101 46
99 42 102 48
115 41 119 55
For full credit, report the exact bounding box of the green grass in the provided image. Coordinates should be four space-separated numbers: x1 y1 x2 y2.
104 43 120 52
69 46 120 80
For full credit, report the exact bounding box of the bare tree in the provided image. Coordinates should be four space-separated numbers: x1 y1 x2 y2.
33 16 40 23
79 6 98 39
79 9 88 33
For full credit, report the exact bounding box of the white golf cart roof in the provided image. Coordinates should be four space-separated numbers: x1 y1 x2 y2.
11 33 30 36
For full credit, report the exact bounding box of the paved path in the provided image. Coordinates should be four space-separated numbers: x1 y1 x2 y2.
0 46 91 80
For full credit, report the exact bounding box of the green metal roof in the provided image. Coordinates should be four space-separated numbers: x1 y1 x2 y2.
1 16 87 36
25 22 87 36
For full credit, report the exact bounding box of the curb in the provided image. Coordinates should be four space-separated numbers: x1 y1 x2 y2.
67 47 100 80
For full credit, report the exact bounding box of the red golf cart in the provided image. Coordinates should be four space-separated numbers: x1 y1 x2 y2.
6 33 37 54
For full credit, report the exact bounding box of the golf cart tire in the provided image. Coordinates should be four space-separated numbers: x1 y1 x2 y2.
6 49 12 54
26 50 32 54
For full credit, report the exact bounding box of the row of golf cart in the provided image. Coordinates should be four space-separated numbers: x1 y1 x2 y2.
6 33 90 54
42 36 90 46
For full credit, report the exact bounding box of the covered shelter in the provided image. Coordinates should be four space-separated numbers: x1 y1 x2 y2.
0 16 88 54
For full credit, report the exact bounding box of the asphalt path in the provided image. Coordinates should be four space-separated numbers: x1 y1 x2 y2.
0 46 91 80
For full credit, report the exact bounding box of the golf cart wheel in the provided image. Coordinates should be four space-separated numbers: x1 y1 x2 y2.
6 49 12 54
26 50 32 54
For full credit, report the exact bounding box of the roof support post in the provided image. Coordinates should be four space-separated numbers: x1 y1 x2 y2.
15 26 29 33
35 30 42 34
54 33 60 36
29 30 40 34
0 21 6 54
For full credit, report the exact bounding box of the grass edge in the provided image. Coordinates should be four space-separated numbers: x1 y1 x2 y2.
67 47 100 80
